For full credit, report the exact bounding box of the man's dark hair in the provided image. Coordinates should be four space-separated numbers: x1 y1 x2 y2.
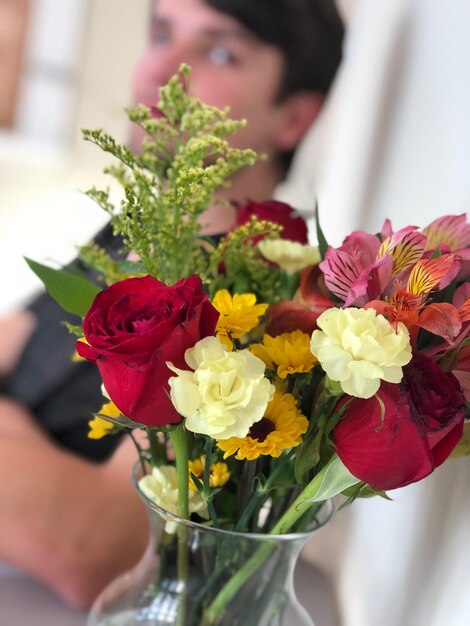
205 0 345 100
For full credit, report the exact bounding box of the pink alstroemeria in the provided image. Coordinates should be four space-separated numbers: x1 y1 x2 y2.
423 213 470 252
320 225 427 307
423 213 470 284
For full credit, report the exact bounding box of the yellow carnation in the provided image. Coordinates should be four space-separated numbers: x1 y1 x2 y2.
250 330 317 378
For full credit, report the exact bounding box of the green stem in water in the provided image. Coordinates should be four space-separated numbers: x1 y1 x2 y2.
127 429 146 476
201 455 354 626
234 453 292 533
168 423 190 626
203 439 219 528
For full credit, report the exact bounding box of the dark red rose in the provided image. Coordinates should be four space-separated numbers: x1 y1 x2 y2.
333 354 464 490
235 199 308 244
76 275 219 427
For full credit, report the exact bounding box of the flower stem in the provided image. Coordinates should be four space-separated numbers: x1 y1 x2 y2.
168 423 189 626
168 424 189 519
146 427 167 467
201 456 345 625
127 429 147 476
234 453 292 533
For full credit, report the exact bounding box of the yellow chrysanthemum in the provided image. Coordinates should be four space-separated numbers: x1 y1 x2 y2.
88 417 115 439
250 330 317 378
213 290 268 348
217 391 308 461
87 400 122 439
188 455 231 492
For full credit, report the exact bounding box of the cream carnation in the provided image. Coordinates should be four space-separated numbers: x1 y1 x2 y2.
139 465 208 533
258 239 320 275
310 307 412 399
168 336 274 439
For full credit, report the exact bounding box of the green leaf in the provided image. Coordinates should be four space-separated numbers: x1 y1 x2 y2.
62 321 85 337
339 482 392 509
190 472 204 495
314 202 329 260
25 258 101 318
304 454 360 503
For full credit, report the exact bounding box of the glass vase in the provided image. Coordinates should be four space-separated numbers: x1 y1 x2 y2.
87 467 333 626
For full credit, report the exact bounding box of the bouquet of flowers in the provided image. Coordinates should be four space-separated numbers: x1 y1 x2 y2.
29 66 470 625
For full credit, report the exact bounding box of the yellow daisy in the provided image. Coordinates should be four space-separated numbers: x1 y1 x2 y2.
87 400 122 439
217 392 308 461
250 330 317 378
212 290 268 348
188 455 231 492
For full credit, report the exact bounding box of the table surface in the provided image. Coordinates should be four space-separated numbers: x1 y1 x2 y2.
0 558 340 626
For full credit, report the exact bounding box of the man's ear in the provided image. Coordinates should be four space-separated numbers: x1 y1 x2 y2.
273 91 324 151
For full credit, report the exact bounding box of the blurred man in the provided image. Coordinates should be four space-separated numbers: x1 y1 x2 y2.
0 0 344 608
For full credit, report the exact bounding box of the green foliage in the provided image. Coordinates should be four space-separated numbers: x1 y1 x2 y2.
304 454 360 503
63 322 85 337
314 203 329 260
78 242 145 285
25 258 100 318
82 64 257 286
339 482 392 509
208 218 292 302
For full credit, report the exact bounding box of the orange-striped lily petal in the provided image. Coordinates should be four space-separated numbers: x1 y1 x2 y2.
406 255 455 296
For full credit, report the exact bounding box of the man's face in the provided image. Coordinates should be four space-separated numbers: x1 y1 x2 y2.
131 0 286 155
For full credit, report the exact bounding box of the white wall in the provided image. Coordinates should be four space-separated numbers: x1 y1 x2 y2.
0 0 149 313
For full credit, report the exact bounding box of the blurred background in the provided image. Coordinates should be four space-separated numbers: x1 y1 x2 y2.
0 0 149 313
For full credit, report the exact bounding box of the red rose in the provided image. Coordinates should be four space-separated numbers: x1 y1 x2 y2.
235 199 308 244
76 275 219 427
333 354 464 490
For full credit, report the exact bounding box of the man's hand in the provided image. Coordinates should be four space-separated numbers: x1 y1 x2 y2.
0 310 36 377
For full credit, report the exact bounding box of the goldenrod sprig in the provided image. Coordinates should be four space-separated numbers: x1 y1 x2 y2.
81 64 257 285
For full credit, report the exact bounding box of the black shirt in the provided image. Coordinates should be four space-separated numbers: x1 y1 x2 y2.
2 225 124 461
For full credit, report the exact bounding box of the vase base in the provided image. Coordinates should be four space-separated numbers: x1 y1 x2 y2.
92 608 174 626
